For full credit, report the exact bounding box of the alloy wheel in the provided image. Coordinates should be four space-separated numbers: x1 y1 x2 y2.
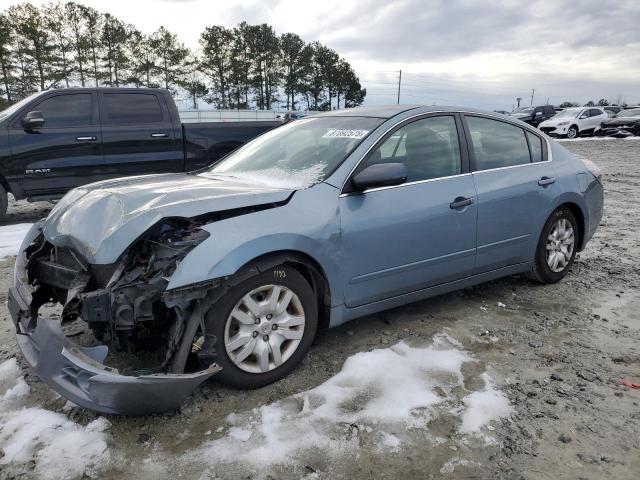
224 284 306 373
546 218 575 273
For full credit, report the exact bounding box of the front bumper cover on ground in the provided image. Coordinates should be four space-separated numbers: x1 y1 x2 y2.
9 262 221 415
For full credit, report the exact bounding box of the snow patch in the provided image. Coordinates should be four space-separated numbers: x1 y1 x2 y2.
202 163 326 190
186 336 511 471
459 373 512 434
0 358 111 480
0 223 33 259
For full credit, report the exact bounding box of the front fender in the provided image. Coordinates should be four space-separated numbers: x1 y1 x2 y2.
167 183 343 305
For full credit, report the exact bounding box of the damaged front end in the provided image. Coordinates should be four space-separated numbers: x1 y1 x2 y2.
9 219 223 415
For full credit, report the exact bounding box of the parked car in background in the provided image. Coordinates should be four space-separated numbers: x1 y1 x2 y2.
10 105 603 414
603 105 623 116
283 111 310 123
509 105 556 126
597 108 640 137
538 107 608 138
0 88 279 218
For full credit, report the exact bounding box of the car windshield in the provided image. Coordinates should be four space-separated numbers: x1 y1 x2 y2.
552 109 581 119
618 108 640 117
511 107 533 114
0 92 40 121
203 116 384 189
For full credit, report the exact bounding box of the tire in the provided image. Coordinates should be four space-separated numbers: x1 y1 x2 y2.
0 184 7 220
527 206 578 284
198 265 318 389
566 126 578 139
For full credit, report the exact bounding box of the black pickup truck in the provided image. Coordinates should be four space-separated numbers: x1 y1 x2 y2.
0 88 279 217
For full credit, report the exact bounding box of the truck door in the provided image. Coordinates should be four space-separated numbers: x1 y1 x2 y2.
99 91 182 179
7 91 103 199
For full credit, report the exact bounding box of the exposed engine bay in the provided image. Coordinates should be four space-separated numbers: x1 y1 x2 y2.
25 219 213 375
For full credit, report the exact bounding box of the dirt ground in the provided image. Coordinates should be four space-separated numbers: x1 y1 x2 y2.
0 139 639 480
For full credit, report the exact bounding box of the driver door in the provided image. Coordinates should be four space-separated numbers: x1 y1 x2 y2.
8 92 102 198
339 114 477 307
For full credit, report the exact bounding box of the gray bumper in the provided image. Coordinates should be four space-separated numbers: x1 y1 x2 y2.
8 224 220 415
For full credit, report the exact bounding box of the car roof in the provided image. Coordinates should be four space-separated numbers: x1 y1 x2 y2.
307 104 521 119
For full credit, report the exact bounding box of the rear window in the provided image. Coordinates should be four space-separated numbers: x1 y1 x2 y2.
526 131 544 162
466 116 531 171
103 93 163 125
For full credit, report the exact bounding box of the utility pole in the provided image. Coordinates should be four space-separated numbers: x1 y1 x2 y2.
397 69 402 104
530 88 535 106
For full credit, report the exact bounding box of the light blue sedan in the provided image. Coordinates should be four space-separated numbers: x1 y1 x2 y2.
10 105 604 414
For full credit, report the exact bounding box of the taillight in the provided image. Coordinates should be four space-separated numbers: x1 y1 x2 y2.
582 158 602 184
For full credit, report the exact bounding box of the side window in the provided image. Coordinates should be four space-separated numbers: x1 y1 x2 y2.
363 115 461 182
589 109 603 117
103 93 163 125
466 116 531 171
32 94 93 128
543 106 555 115
526 131 543 162
578 110 589 119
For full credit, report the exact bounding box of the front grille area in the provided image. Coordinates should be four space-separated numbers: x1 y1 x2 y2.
540 127 556 133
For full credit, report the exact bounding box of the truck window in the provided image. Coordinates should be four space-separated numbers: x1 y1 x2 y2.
32 94 93 128
103 93 163 125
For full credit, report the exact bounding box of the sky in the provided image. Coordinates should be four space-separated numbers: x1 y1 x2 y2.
4 0 640 110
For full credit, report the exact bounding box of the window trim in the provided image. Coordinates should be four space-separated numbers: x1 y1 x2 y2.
10 92 98 130
461 113 549 173
341 112 469 195
99 92 165 126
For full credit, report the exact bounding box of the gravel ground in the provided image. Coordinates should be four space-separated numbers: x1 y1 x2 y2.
0 139 639 480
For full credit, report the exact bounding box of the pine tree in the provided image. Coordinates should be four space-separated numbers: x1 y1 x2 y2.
0 13 14 102
150 26 189 92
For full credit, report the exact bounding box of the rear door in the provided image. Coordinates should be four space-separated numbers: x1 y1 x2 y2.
99 91 182 179
8 91 102 197
463 114 560 274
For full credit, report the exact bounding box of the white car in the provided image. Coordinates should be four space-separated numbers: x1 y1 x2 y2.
538 107 608 139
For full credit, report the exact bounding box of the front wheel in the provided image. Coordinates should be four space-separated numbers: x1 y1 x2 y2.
566 126 579 139
198 265 318 389
528 207 578 284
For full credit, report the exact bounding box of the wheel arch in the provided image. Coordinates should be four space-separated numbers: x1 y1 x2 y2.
237 250 333 332
558 201 586 251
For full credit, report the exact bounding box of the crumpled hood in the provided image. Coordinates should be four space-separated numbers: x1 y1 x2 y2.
42 172 295 264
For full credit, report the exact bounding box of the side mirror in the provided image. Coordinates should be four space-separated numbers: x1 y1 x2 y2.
22 111 45 130
351 163 407 191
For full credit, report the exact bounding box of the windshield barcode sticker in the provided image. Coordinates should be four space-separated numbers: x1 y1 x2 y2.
322 129 369 139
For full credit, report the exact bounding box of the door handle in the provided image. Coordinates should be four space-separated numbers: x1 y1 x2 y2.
151 133 168 138
538 176 556 186
76 136 96 141
450 196 474 209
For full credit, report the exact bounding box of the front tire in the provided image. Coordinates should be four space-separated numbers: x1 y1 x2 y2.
528 207 578 284
199 265 318 389
566 126 579 139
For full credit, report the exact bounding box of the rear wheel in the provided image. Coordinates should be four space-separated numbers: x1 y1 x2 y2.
198 265 318 388
528 207 578 284
566 126 579 139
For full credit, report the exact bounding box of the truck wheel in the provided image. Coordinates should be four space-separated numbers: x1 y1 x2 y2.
566 126 578 139
199 265 318 389
0 184 7 219
527 207 578 284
